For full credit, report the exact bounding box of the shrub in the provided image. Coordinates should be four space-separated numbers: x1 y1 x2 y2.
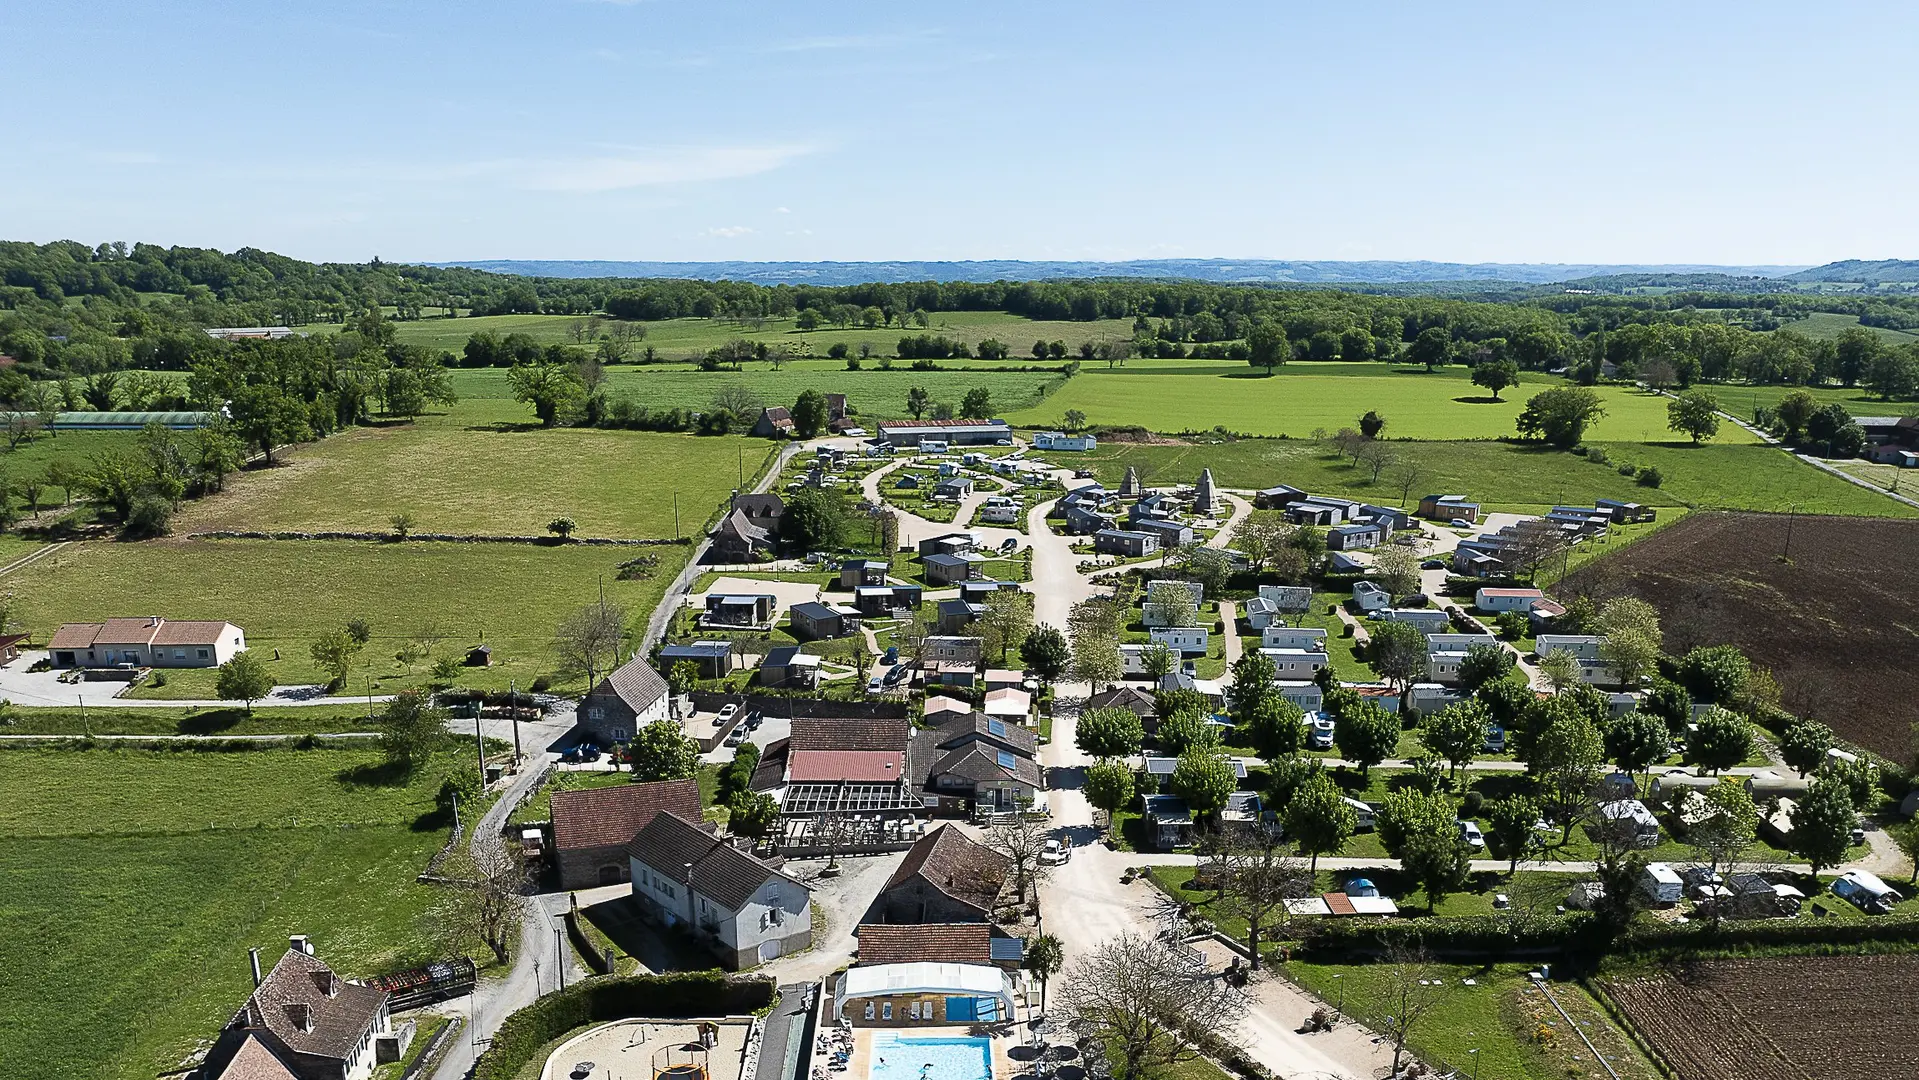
1637 465 1664 488
1462 790 1485 815
844 357 861 370
529 675 552 693
125 494 173 538
1585 445 1610 465
1617 462 1637 476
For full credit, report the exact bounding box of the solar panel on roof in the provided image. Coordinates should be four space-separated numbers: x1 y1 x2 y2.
986 718 1005 737
995 750 1016 769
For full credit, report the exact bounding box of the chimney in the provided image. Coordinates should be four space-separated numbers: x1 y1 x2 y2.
289 934 312 955
249 947 263 988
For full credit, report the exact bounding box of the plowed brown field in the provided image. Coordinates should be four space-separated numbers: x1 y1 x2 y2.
1605 955 1919 1080
1559 511 1919 760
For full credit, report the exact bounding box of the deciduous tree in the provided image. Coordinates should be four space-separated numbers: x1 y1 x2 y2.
1057 932 1247 1080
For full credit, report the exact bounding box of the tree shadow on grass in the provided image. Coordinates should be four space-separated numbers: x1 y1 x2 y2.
463 420 547 434
1452 395 1508 405
338 759 413 788
175 708 249 736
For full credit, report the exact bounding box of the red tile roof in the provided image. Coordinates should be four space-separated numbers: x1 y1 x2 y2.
855 923 993 965
787 750 904 783
550 778 701 851
788 717 909 753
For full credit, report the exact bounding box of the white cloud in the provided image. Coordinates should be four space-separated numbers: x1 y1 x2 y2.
518 143 820 193
761 29 941 53
707 225 754 238
775 206 791 214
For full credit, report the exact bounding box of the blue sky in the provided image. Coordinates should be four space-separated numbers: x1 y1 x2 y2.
4 1 1915 266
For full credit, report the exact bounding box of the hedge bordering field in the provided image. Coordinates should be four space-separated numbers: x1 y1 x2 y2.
473 971 775 1080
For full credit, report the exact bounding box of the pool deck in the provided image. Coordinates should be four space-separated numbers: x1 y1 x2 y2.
832 1027 1024 1080
542 1018 754 1080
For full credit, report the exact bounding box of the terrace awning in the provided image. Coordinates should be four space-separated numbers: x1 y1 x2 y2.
836 962 1014 1016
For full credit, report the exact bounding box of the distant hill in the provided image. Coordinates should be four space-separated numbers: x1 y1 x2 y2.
431 258 1808 287
1787 259 1919 283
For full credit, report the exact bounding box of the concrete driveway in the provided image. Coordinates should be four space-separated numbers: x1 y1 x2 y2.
0 650 399 709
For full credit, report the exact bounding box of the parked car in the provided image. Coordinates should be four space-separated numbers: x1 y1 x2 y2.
724 726 747 747
1483 726 1507 753
885 663 910 685
562 743 603 764
744 710 763 731
716 703 740 726
1040 838 1071 865
1000 537 1020 553
1679 865 1723 898
1421 559 1446 570
867 675 885 693
883 646 899 665
1075 468 1096 479
1458 820 1486 849
1449 518 1473 529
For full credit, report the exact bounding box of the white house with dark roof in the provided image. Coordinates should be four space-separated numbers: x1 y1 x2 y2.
195 937 391 1080
550 778 703 890
49 617 245 669
576 655 670 746
627 811 812 968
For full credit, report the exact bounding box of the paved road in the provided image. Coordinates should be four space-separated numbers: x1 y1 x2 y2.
430 707 578 1080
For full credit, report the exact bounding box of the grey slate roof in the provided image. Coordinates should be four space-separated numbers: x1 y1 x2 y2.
595 655 669 712
626 811 804 911
211 948 386 1071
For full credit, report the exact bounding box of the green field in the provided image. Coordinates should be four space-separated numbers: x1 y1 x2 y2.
445 364 1063 427
1773 311 1919 344
0 744 475 1080
10 538 692 694
0 704 380 736
1008 368 1750 443
369 311 1138 358
1286 962 1661 1080
1039 436 1918 517
173 415 767 540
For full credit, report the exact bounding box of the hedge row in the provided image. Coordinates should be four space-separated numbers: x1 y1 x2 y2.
189 530 691 547
473 971 776 1080
1294 909 1919 964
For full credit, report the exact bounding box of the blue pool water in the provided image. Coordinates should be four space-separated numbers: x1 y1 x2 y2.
868 1035 992 1080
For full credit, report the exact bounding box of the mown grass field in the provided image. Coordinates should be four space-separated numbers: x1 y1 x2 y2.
1286 961 1662 1080
444 364 1063 427
1773 311 1919 344
1008 368 1756 443
0 704 380 736
173 415 766 540
0 745 475 1080
1038 436 1917 517
368 310 1138 357
9 538 692 694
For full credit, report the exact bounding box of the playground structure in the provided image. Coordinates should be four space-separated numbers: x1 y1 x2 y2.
542 1018 753 1080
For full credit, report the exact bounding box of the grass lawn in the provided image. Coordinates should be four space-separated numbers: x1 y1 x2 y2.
173 412 767 540
1771 311 1919 345
445 365 1064 427
0 704 381 736
10 538 692 695
0 744 480 1080
377 311 1138 358
1284 961 1662 1080
0 428 142 515
1010 370 1748 444
1037 437 1919 518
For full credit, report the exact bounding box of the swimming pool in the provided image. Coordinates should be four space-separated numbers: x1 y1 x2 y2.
868 1034 992 1080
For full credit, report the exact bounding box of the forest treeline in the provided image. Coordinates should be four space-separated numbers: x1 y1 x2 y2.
3 240 1919 402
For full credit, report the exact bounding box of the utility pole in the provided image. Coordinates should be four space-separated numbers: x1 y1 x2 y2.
555 924 566 990
738 446 745 488
473 709 486 786
509 679 521 762
674 491 680 539
1783 503 1797 560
